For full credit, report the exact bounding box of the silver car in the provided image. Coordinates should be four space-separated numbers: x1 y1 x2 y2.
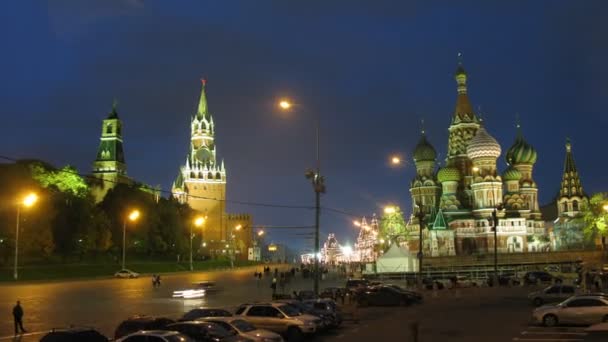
201 317 284 342
528 284 577 306
533 295 608 327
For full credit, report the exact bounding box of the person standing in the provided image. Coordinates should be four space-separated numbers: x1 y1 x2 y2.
271 277 277 299
13 301 26 335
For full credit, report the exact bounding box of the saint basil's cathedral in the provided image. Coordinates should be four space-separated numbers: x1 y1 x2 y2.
399 60 587 257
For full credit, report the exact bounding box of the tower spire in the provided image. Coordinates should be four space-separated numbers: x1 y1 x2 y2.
108 98 119 119
560 138 583 197
452 54 476 124
197 78 208 120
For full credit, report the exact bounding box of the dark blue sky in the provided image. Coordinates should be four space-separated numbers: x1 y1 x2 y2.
2 1 608 253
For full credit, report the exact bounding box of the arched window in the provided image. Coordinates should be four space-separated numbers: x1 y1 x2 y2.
216 172 221 179
106 124 113 134
562 202 568 212
208 172 213 179
573 200 579 211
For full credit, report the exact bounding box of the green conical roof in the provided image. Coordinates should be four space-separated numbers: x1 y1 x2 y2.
196 79 209 120
413 134 437 162
431 209 448 230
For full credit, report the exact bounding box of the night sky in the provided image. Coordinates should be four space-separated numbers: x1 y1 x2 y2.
3 1 608 253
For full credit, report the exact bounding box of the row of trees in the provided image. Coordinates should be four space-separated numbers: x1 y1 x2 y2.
0 160 202 264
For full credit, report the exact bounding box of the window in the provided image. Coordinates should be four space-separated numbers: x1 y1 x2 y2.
561 286 575 294
567 299 606 307
234 306 246 315
246 306 276 317
545 286 560 294
106 124 113 134
573 200 579 211
562 202 568 212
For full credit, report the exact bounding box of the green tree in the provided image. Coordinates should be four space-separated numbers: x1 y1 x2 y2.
380 206 407 243
580 193 608 244
31 165 88 198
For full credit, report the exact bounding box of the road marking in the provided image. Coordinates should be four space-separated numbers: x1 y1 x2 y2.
522 331 587 336
513 339 584 341
0 331 46 340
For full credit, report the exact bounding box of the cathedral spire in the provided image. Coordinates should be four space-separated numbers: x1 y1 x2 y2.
560 138 584 198
452 53 477 124
108 99 119 119
197 78 209 120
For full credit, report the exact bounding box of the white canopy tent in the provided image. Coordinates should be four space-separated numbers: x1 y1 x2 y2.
376 243 418 273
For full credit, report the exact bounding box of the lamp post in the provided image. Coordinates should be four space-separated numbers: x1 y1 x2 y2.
122 209 140 270
414 204 426 288
14 193 38 280
229 224 243 268
278 99 325 295
191 216 206 271
491 204 504 285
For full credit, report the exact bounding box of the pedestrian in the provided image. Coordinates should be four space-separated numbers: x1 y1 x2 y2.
13 300 26 335
271 277 277 298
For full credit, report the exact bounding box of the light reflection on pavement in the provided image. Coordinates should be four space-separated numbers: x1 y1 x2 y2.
0 266 327 340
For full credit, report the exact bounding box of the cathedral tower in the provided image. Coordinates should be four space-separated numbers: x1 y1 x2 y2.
446 58 481 200
172 80 227 243
557 139 586 217
410 130 440 217
91 101 131 202
467 125 502 215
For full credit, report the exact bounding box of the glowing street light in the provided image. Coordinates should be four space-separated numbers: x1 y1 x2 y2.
384 206 396 214
190 216 206 271
235 224 242 231
122 209 140 270
603 204 608 212
278 99 292 110
391 156 401 165
353 220 361 227
14 192 38 280
472 166 480 173
257 230 265 236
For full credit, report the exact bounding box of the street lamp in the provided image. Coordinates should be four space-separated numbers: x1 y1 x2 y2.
279 98 325 295
414 203 426 288
122 209 140 270
191 216 206 271
14 192 38 280
229 224 243 268
491 204 504 285
384 206 396 214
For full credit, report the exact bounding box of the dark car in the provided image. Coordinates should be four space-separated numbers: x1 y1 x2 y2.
357 286 413 306
167 321 250 342
384 284 423 303
40 327 108 342
345 279 369 292
180 308 233 321
524 271 557 285
302 299 343 327
114 315 175 339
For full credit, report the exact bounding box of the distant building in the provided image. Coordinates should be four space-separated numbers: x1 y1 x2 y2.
90 102 132 202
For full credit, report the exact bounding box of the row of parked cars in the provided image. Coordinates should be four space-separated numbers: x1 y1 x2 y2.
41 297 342 342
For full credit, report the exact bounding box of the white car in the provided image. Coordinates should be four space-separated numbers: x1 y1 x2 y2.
115 330 194 342
201 317 284 342
532 295 608 327
114 269 140 278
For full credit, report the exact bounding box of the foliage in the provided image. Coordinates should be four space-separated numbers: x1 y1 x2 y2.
581 193 608 240
31 164 88 198
379 206 407 242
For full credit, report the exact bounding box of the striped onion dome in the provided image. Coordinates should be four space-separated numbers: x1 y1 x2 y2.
506 132 537 165
502 166 522 181
466 126 501 160
437 166 461 183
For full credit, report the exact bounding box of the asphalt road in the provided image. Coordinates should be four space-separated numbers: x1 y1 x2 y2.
0 265 324 340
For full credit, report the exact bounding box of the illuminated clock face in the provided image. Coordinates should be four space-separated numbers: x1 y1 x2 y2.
195 148 213 163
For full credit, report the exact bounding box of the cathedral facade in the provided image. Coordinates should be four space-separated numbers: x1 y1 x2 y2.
405 61 551 256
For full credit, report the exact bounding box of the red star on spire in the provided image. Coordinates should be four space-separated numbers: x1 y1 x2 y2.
201 78 207 86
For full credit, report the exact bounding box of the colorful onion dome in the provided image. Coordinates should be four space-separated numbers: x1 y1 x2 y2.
413 134 437 162
437 166 461 183
502 166 522 181
506 133 537 165
466 126 501 160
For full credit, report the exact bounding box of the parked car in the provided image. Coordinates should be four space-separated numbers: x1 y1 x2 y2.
272 299 331 330
200 317 284 342
115 330 194 342
40 327 108 342
528 284 577 306
294 290 316 300
532 295 608 327
523 271 557 285
357 285 414 306
319 287 345 300
345 278 369 292
302 298 343 327
234 302 320 341
167 321 249 342
114 269 140 278
384 284 423 303
114 315 175 339
180 308 233 322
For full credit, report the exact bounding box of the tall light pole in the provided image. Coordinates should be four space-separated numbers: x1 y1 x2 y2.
229 224 242 268
191 216 206 271
278 99 325 295
14 193 38 280
491 204 503 285
122 209 140 270
414 204 426 288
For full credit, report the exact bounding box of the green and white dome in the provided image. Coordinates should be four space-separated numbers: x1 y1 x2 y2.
437 166 461 183
413 134 437 162
502 166 522 181
506 133 537 165
466 126 501 160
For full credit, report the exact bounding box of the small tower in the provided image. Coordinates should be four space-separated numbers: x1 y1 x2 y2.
557 139 586 217
467 125 502 214
410 129 441 217
91 101 131 202
505 122 540 217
